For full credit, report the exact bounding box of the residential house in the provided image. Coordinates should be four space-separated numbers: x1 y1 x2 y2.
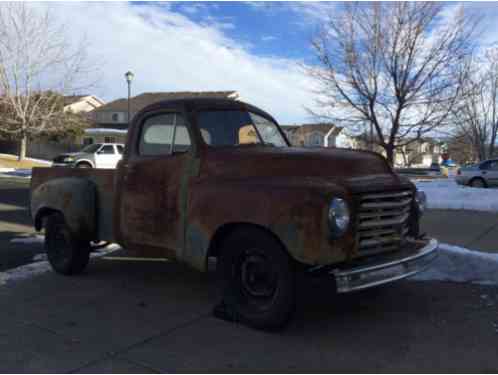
335 130 443 167
64 95 105 113
84 91 239 145
282 123 342 147
283 124 443 167
0 94 105 160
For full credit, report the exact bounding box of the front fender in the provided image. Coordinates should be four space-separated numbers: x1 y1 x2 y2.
31 177 97 239
184 176 355 271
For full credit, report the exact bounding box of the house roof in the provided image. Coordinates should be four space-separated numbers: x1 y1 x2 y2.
282 123 341 135
93 91 238 114
64 95 106 107
64 95 88 106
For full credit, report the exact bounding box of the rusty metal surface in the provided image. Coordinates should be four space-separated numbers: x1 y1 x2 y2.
31 167 116 241
31 98 418 273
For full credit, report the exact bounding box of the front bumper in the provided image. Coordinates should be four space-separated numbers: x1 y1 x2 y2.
332 238 439 293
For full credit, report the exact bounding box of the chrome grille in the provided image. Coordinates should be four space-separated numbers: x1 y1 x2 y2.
356 190 413 256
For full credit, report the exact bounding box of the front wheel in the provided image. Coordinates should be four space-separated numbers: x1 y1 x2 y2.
469 178 486 188
45 213 90 275
216 227 295 331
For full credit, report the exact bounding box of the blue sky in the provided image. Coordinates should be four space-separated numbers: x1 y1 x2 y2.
34 2 498 124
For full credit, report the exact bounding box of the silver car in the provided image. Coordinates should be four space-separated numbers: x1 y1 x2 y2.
456 159 498 188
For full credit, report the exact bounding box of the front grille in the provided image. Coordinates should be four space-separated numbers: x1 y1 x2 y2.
356 190 413 256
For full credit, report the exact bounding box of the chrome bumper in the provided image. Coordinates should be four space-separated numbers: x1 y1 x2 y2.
332 238 439 293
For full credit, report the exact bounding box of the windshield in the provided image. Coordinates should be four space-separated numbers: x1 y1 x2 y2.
197 110 288 147
80 144 102 153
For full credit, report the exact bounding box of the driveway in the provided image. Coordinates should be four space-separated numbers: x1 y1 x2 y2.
1 178 498 372
1 258 498 373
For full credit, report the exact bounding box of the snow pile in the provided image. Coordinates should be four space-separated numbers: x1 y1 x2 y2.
10 235 44 244
415 178 498 212
0 169 32 179
412 243 498 285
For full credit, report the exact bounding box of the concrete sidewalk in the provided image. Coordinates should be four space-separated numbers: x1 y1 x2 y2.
421 209 498 253
1 257 498 373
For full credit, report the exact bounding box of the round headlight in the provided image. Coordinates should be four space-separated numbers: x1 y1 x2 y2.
328 198 350 237
415 191 427 214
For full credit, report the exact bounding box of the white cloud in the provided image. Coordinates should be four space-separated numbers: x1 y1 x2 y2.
29 2 317 124
261 35 277 42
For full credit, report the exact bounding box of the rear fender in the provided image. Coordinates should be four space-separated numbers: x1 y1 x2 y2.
31 177 97 239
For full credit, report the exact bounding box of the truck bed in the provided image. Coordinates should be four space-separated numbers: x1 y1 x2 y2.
31 167 116 241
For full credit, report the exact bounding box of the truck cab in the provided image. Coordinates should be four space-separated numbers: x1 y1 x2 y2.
31 98 438 330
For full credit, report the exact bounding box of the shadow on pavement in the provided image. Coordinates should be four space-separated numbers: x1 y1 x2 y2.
1 256 497 373
0 231 44 271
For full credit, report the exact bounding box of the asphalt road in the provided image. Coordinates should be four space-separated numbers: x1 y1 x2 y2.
0 179 44 272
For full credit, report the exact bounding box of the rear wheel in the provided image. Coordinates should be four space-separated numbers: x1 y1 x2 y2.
215 227 295 331
45 213 90 275
76 162 92 169
469 177 487 188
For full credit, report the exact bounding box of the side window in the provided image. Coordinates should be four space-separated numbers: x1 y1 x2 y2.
481 161 491 170
117 145 124 155
139 113 191 156
488 161 498 171
99 145 115 155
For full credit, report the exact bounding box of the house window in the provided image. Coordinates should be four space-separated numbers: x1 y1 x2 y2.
111 113 120 122
104 136 116 143
83 137 94 145
308 132 323 146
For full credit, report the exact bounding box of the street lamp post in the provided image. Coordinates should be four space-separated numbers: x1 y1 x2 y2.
124 71 134 126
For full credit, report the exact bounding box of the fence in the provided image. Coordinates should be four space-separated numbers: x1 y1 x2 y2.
0 140 81 161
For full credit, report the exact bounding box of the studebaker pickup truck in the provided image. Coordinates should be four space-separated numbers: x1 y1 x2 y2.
30 98 438 330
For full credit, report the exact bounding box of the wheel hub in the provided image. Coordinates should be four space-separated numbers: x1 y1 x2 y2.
240 252 277 298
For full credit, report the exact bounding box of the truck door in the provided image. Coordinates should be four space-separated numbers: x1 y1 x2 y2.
95 144 117 169
116 112 193 256
483 160 498 186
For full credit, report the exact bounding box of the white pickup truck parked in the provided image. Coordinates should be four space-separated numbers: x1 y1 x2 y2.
52 143 124 169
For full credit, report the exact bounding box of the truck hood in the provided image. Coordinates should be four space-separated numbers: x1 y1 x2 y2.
202 146 409 192
53 152 90 163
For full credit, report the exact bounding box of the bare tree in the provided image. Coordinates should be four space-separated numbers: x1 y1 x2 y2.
450 49 498 162
307 2 478 164
0 3 96 160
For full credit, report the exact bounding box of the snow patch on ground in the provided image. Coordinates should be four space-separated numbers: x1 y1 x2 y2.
0 169 33 179
412 243 498 285
0 243 121 286
10 235 44 244
415 178 498 212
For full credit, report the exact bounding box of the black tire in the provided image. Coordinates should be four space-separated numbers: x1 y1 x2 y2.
44 213 90 275
76 162 92 169
469 177 487 188
216 227 295 331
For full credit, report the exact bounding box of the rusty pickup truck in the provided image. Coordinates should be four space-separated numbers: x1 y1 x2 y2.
30 98 438 330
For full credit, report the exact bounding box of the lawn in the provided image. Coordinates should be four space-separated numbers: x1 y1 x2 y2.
0 154 50 169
